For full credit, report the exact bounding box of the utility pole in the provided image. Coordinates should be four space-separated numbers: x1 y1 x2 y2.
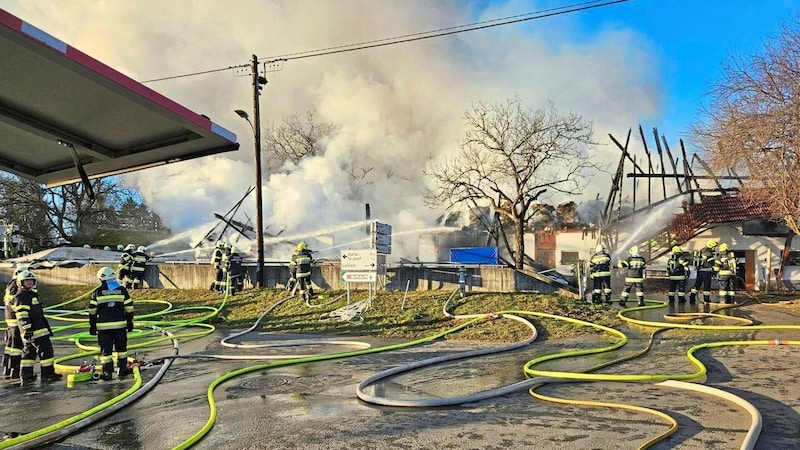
252 54 265 288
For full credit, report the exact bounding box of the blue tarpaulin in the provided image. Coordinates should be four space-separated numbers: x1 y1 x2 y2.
449 247 498 265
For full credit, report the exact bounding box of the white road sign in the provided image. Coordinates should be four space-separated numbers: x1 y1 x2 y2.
341 271 377 283
341 249 377 271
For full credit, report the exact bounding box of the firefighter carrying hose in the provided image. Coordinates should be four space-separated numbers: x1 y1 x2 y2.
13 270 61 383
118 243 135 288
290 242 315 300
589 244 612 304
226 246 243 295
618 246 646 307
666 245 690 305
690 239 719 304
2 265 28 379
128 245 150 290
714 243 737 304
210 241 226 292
89 267 134 380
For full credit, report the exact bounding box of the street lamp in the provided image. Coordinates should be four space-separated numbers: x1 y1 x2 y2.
234 54 268 288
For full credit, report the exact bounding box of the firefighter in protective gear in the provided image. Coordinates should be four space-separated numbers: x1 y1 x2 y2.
290 242 315 300
210 241 226 292
690 239 719 304
118 244 135 287
618 246 647 307
589 243 612 304
13 270 61 382
714 244 737 304
3 265 28 379
666 246 690 304
225 246 244 295
89 267 134 380
128 245 150 290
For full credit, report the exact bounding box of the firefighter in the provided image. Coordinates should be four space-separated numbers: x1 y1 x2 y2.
118 244 135 288
715 243 737 304
226 246 244 295
129 245 150 290
690 239 719 304
2 265 28 378
89 267 134 380
210 241 226 292
13 270 61 382
618 246 647 307
666 245 690 304
589 243 612 304
290 242 315 300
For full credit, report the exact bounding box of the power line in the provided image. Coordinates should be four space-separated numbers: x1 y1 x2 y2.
141 0 630 83
261 0 621 61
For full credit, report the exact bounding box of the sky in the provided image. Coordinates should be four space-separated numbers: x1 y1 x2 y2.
1 0 797 260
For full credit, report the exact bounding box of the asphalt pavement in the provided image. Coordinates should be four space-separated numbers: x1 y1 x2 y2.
2 301 800 449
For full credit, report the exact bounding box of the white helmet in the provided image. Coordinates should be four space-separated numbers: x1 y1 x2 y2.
230 246 238 254
83 244 91 249
97 266 116 281
125 244 135 251
12 264 29 279
16 269 36 283
117 244 124 251
137 245 146 253
595 244 605 253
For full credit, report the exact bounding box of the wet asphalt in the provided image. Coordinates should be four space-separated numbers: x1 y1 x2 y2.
2 301 800 449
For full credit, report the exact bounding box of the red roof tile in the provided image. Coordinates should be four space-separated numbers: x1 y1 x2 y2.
669 195 773 242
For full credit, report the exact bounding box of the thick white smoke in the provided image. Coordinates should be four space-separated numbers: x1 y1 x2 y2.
4 0 662 260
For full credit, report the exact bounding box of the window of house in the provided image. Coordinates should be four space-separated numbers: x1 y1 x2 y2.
560 251 580 265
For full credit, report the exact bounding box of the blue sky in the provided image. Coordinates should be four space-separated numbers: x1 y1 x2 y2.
543 0 797 141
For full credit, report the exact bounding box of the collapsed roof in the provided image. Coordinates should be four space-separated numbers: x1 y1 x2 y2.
0 9 239 189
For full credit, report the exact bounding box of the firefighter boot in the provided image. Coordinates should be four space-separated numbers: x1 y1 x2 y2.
667 295 675 305
678 295 686 304
1 354 8 378
41 365 63 382
637 297 645 307
591 293 600 304
118 358 132 378
7 356 20 380
99 363 114 381
688 291 697 304
604 295 612 305
20 367 37 383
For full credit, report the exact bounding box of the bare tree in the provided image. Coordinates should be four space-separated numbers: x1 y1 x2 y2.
0 175 166 249
693 19 800 282
425 97 595 269
694 20 800 234
262 111 336 168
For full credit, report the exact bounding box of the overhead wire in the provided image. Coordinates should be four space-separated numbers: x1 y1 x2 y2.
141 0 631 83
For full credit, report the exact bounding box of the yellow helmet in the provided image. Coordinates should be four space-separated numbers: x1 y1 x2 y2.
706 239 718 249
629 246 639 255
672 245 682 254
230 246 238 254
718 243 729 252
297 241 307 251
595 244 605 253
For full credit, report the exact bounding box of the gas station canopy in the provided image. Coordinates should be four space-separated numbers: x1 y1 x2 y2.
0 9 239 188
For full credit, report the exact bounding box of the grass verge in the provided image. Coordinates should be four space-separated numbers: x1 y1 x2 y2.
40 285 629 342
